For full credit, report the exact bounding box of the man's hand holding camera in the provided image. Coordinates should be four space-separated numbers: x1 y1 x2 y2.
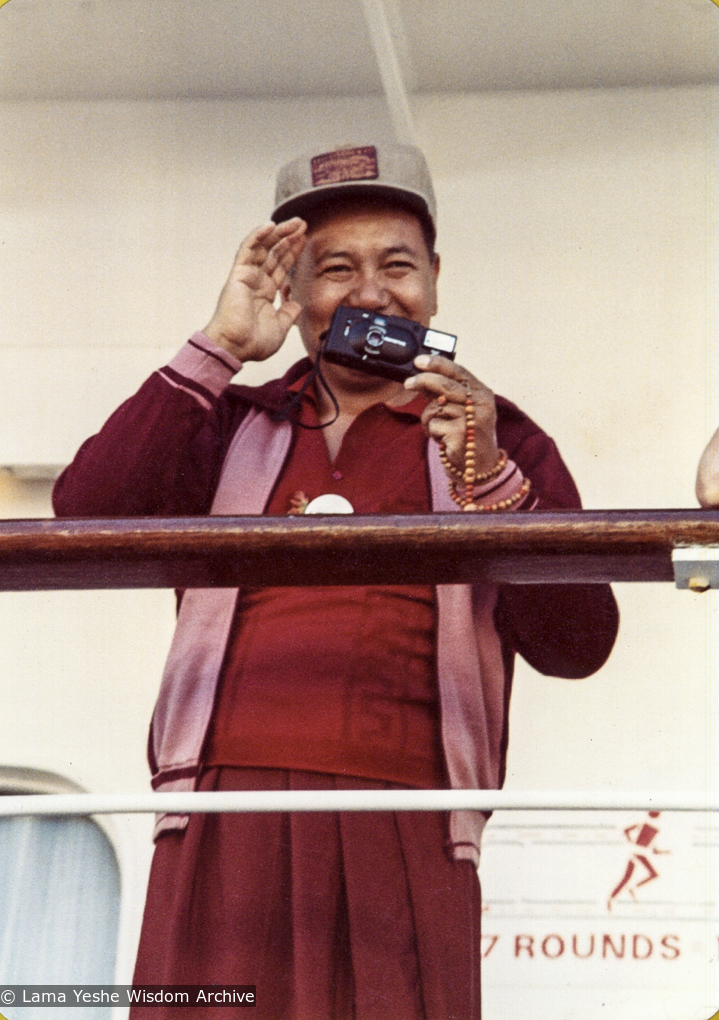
203 218 307 363
406 355 500 478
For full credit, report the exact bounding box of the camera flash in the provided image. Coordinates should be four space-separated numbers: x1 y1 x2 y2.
424 329 457 355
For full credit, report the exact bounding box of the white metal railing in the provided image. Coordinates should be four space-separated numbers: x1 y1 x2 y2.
0 789 716 817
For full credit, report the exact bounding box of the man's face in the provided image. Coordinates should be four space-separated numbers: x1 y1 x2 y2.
285 203 440 375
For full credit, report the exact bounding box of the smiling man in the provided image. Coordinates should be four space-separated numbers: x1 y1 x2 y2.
53 143 619 1019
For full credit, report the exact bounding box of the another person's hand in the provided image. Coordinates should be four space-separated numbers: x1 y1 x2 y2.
405 354 500 476
697 426 719 508
203 218 307 362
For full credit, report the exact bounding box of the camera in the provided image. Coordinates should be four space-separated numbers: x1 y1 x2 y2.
322 306 457 382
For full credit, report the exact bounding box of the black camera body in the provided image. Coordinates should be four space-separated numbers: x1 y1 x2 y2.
322 306 457 382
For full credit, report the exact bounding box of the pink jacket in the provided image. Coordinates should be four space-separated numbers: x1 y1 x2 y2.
54 334 619 864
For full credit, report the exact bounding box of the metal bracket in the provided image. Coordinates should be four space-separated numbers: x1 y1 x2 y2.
672 546 719 591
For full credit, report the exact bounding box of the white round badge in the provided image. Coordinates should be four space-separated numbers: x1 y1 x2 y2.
303 494 355 515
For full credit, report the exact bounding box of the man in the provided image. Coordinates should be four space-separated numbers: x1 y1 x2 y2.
54 143 619 1019
697 426 719 507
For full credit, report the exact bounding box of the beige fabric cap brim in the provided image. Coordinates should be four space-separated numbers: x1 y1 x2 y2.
271 142 436 239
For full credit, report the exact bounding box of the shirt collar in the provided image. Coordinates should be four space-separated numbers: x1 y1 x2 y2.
286 371 428 420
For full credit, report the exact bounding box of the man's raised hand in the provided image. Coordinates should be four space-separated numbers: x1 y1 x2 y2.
203 218 307 362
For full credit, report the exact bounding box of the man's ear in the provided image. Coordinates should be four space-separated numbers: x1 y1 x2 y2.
431 253 440 316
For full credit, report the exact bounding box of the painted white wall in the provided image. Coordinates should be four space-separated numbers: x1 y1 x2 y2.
0 84 715 1016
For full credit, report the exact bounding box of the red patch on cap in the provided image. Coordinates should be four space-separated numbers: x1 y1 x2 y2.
311 146 379 187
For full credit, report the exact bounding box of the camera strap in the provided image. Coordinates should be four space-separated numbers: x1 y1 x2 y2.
273 331 340 431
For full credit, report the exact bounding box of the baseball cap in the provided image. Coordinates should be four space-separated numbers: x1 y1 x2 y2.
271 142 437 242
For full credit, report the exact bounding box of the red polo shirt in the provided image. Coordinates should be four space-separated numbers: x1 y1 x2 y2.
204 380 447 788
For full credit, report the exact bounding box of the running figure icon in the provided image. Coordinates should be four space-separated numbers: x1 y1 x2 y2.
607 811 670 911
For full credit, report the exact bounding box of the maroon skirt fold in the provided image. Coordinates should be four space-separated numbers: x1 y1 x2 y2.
131 767 482 1020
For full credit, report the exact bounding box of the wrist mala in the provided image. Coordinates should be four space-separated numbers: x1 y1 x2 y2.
449 475 532 512
439 445 508 484
437 386 530 512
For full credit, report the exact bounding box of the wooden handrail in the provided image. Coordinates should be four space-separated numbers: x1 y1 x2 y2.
0 510 718 590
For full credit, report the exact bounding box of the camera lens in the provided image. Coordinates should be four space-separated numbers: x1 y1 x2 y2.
365 326 385 350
